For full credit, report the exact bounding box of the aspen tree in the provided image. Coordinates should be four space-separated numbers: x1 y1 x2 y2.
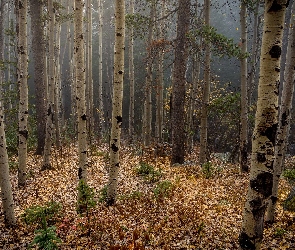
0 0 16 227
42 0 56 170
239 1 289 248
107 0 125 206
240 0 249 172
199 0 210 165
29 0 46 155
266 0 295 223
17 0 28 186
128 0 135 140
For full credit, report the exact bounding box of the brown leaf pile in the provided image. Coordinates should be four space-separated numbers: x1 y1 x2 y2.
0 144 294 249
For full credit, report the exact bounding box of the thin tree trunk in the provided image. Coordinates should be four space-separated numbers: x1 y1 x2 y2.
17 0 28 187
266 0 295 223
0 0 16 227
199 0 210 165
239 1 288 248
107 0 125 206
42 0 55 170
128 0 135 140
143 1 155 147
74 0 88 181
240 0 249 172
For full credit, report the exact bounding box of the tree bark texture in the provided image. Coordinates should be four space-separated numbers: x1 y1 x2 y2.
17 0 28 187
266 0 295 223
29 0 46 155
239 1 288 249
171 0 190 164
107 0 125 206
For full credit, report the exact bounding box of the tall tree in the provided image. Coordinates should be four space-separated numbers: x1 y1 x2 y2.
17 0 28 187
128 0 135 140
74 0 88 181
240 0 249 172
266 0 295 223
29 0 46 155
199 0 211 164
107 0 125 206
239 1 289 248
171 0 190 164
0 0 16 227
42 0 56 170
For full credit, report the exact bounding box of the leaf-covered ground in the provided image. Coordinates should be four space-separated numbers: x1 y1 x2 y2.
0 144 294 249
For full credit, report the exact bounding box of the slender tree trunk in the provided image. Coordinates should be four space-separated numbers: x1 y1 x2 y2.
171 0 190 164
128 0 135 140
0 0 16 227
107 0 125 206
240 0 249 172
143 1 155 147
97 0 104 142
42 0 55 170
17 0 28 187
199 0 210 165
29 0 46 155
239 1 288 249
266 0 295 223
74 0 88 181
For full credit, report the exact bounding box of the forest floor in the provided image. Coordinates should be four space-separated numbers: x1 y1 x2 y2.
0 143 294 249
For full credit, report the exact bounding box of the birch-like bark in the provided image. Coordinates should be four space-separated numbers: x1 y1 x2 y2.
266 0 295 223
239 1 288 248
0 0 16 226
240 0 249 172
107 0 125 206
17 0 28 187
74 0 88 181
199 0 210 165
128 0 135 140
42 0 55 170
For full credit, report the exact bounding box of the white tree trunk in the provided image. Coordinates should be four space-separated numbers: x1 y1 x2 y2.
239 1 288 248
17 0 28 186
107 0 125 206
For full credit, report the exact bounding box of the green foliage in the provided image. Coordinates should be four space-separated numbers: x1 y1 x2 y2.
22 201 62 227
119 191 143 201
125 13 150 39
135 162 162 182
22 202 62 250
153 180 174 199
77 180 97 213
201 162 215 179
282 169 295 184
28 226 61 250
273 227 287 238
189 25 249 59
98 185 108 203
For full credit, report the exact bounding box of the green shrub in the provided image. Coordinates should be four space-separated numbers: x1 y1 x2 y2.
201 162 215 179
153 180 174 199
274 227 287 238
283 168 295 184
28 226 61 250
98 185 108 203
136 162 162 182
119 191 143 201
77 180 97 214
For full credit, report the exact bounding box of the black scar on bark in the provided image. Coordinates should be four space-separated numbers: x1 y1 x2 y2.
239 232 256 250
47 106 52 116
111 143 119 152
269 45 281 59
81 114 87 120
281 111 288 127
257 152 266 163
250 172 273 197
116 116 122 124
78 167 83 179
19 130 28 140
270 195 278 204
118 70 123 74
267 0 282 12
261 123 277 145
